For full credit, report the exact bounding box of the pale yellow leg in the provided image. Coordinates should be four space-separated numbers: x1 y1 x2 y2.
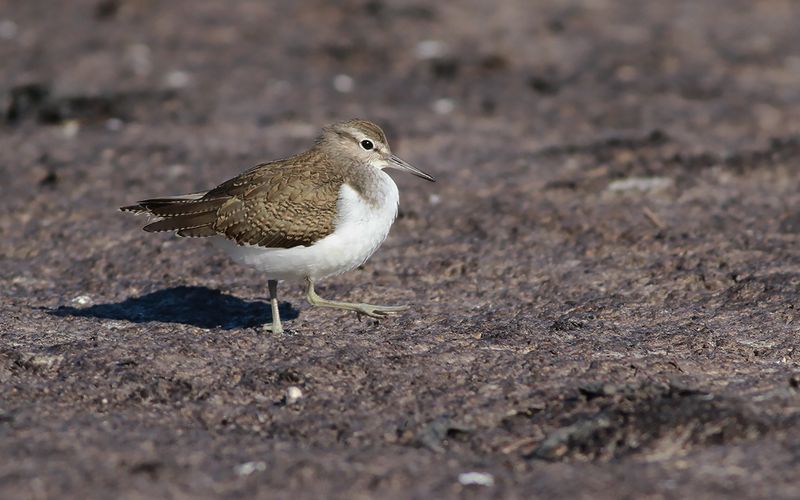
305 278 408 318
262 279 284 333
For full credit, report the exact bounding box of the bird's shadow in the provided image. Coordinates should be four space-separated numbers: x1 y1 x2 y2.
50 286 299 329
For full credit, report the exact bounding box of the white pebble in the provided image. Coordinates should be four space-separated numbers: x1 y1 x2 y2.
458 471 495 487
606 176 673 192
429 193 441 205
333 74 354 93
432 98 455 115
234 461 266 476
165 70 191 88
62 120 80 138
415 40 446 60
166 164 188 178
72 295 92 305
286 386 303 404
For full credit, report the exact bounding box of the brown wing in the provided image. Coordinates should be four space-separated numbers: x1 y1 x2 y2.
209 156 342 247
122 152 343 248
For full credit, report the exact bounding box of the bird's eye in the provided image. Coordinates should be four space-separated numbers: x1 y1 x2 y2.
360 139 374 151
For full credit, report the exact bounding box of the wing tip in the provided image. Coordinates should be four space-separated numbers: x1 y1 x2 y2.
120 205 143 213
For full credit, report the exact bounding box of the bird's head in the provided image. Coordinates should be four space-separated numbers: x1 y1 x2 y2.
320 119 435 182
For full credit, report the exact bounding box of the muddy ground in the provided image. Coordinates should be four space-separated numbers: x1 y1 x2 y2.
2 0 800 498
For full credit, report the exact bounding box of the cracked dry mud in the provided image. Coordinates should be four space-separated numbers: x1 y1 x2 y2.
2 1 800 498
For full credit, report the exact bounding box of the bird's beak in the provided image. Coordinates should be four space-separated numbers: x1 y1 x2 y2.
388 155 436 182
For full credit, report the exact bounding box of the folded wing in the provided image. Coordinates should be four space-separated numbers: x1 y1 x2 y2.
121 156 342 248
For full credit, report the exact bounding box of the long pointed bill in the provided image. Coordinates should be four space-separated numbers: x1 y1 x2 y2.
388 155 436 182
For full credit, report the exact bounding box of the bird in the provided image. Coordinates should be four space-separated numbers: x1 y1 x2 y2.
121 119 435 333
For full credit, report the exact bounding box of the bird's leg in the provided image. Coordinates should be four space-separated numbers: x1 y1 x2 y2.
262 279 284 334
304 278 408 318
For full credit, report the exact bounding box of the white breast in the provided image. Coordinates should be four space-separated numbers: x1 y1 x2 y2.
214 170 400 282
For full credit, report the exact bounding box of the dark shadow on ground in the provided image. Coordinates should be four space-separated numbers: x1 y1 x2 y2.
49 286 299 329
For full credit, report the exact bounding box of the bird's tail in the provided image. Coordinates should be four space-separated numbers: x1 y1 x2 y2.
120 192 224 238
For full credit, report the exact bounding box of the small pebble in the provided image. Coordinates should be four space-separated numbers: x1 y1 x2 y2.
165 70 191 88
166 164 188 178
333 74 354 93
458 471 495 487
62 120 80 138
23 353 63 370
285 386 303 405
606 176 673 192
415 40 447 60
432 98 455 115
72 295 92 306
234 461 266 476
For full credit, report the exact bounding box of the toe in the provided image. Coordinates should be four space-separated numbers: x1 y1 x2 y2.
262 324 284 334
376 304 409 313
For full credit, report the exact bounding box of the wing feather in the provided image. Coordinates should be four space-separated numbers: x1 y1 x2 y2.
122 151 342 249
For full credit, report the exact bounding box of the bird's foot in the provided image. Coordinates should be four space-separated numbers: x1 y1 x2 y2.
305 279 409 320
352 303 409 319
261 322 285 334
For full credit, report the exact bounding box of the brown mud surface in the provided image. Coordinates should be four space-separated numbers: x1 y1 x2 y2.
3 1 800 498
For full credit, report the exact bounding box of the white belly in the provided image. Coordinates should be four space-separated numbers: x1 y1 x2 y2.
213 171 399 282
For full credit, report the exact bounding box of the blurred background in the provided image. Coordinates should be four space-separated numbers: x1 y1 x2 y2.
2 1 800 498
